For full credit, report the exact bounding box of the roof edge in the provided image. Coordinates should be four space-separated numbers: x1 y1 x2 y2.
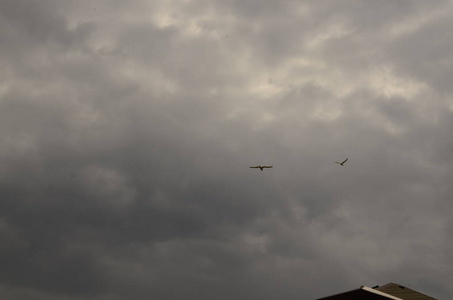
361 286 405 300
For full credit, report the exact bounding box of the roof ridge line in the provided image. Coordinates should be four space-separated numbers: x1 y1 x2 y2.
361 286 405 300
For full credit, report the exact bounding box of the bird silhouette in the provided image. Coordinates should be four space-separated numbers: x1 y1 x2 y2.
250 165 273 171
335 158 348 166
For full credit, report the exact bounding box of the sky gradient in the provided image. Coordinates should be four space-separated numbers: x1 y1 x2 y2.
1 1 452 299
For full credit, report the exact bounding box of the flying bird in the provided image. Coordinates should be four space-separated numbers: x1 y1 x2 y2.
250 165 273 171
335 158 348 166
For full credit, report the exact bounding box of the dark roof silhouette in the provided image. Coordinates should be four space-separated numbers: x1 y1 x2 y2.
375 283 437 300
317 282 437 300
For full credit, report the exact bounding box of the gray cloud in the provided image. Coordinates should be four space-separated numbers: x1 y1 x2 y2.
0 1 452 299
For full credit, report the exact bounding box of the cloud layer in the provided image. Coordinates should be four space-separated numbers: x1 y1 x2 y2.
1 1 452 299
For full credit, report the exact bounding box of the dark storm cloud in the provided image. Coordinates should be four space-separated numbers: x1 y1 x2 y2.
1 1 452 299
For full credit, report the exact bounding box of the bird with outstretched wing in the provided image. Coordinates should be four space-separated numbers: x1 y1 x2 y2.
335 158 348 166
250 165 273 171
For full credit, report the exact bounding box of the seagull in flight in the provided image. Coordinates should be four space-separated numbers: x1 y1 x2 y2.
250 165 273 171
335 158 348 166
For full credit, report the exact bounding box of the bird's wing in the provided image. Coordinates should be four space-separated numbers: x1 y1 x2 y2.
262 166 273 168
250 166 259 168
342 158 348 164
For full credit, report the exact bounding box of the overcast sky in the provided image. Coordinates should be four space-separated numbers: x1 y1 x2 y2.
1 1 453 299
